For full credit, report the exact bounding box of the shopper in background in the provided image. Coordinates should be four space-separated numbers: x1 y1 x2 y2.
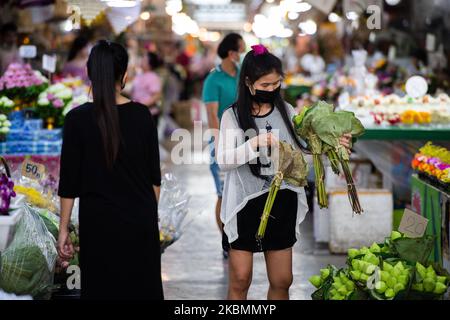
202 33 246 259
0 23 22 74
131 52 163 125
300 40 325 81
61 35 91 83
57 40 163 300
217 45 352 300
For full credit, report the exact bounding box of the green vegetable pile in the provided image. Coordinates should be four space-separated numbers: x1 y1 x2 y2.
293 101 365 213
309 231 450 300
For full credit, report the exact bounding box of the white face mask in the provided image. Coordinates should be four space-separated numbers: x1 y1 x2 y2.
232 52 245 68
239 53 246 65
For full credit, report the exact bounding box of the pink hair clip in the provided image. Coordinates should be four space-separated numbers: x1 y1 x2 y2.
251 44 269 56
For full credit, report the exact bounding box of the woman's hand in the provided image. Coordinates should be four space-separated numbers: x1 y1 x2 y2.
339 133 352 155
57 228 74 262
250 133 279 150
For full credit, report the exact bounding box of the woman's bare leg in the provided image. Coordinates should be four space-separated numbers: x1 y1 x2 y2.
264 248 293 300
227 249 253 300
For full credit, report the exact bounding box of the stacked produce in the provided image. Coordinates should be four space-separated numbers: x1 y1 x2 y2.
0 157 16 215
309 231 450 300
411 142 450 191
0 114 12 140
0 96 14 114
342 93 450 127
292 100 365 213
412 263 448 295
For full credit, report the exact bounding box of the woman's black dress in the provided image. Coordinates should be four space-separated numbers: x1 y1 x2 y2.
58 101 163 300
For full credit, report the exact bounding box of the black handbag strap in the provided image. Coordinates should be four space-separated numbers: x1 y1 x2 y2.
0 156 11 178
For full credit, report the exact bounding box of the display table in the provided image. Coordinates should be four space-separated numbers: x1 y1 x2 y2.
410 174 449 267
2 154 61 178
361 126 450 141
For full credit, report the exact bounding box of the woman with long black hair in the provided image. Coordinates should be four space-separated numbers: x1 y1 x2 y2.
217 45 352 300
57 40 163 300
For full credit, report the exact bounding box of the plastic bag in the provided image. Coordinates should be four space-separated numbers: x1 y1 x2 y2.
0 289 32 300
11 165 59 214
158 173 190 252
0 204 57 299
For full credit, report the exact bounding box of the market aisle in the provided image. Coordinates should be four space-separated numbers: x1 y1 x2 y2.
160 148 346 300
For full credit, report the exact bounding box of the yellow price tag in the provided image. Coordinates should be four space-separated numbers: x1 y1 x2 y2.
21 159 46 181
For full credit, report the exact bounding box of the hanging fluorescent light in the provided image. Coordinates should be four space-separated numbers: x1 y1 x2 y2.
288 11 299 20
385 0 401 5
328 12 341 23
140 11 150 20
165 0 182 16
346 11 359 21
291 2 312 13
298 19 317 35
104 0 137 8
277 28 294 38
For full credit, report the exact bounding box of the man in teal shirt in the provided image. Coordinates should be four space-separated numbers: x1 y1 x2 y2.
202 33 245 259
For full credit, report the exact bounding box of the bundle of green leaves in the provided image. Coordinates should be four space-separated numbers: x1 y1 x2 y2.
293 101 365 213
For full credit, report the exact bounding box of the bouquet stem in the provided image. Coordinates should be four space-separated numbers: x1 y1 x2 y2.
314 154 328 208
256 172 283 241
327 150 341 175
340 160 363 214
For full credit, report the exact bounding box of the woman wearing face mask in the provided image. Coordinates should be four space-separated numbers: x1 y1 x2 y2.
202 33 246 260
57 40 163 300
217 45 352 300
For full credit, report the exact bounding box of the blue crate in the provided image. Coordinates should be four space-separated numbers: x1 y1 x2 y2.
6 140 62 154
23 119 43 131
0 142 6 155
7 129 61 142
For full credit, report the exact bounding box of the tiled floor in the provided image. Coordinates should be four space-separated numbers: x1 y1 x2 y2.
160 147 346 300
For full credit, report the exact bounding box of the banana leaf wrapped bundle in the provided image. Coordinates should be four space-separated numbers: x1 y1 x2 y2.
256 141 308 244
293 101 365 214
293 101 333 209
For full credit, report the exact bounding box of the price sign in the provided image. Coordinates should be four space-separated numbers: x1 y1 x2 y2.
21 159 46 181
42 54 57 73
398 208 429 238
19 45 37 59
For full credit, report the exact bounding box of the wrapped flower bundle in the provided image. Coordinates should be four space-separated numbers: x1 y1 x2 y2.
0 114 12 139
412 142 450 189
256 141 308 243
293 101 365 213
0 157 16 215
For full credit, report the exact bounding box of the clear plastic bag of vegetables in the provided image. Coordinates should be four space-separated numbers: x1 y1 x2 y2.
0 204 57 299
158 173 191 253
11 165 59 214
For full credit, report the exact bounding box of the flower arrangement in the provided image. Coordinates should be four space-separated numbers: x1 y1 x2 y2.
0 63 48 106
0 96 15 115
412 142 450 188
13 185 58 213
0 157 16 215
0 114 12 141
36 83 73 128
